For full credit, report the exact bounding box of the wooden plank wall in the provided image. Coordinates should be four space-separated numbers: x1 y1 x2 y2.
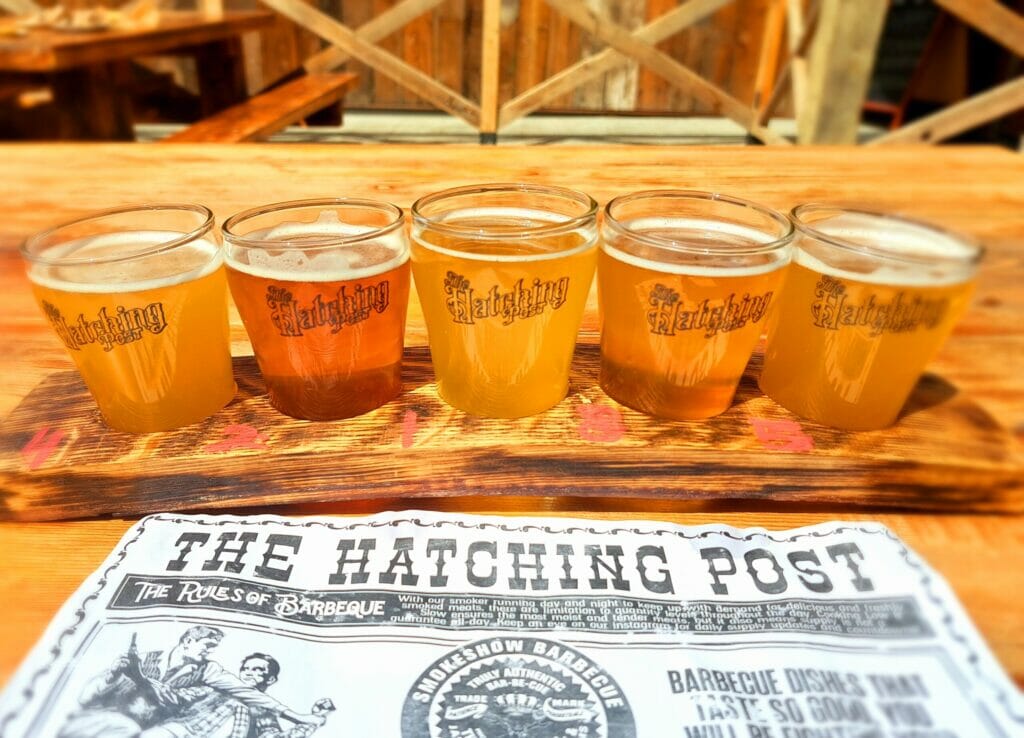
329 0 773 113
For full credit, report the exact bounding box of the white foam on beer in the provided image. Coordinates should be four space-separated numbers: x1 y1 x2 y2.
794 213 978 286
413 207 597 261
226 211 408 282
27 230 222 293
602 217 787 277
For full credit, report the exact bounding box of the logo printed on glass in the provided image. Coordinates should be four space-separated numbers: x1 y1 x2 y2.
266 282 390 337
443 270 570 326
42 300 167 352
646 284 774 338
810 275 950 336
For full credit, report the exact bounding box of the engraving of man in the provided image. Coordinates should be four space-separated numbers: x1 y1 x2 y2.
234 653 334 738
58 628 217 738
138 628 324 738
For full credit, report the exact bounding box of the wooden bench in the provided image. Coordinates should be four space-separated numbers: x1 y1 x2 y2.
164 71 358 143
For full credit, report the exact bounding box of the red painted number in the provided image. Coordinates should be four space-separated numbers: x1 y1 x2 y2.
21 427 67 470
749 418 814 452
577 403 625 443
401 410 418 449
206 424 269 453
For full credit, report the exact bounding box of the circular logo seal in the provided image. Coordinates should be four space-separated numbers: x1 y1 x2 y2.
401 637 636 738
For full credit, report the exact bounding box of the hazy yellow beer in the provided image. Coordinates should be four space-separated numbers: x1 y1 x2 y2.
759 205 982 430
411 184 598 418
22 205 235 433
599 191 792 420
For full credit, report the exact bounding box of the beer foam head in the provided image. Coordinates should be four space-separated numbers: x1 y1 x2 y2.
412 207 597 261
225 209 408 281
27 230 222 293
794 211 980 286
602 217 790 277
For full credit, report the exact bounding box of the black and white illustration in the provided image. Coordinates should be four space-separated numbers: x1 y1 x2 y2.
57 626 334 738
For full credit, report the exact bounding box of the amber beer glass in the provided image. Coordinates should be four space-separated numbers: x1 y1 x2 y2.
759 205 982 430
223 199 410 420
22 205 235 433
599 191 792 420
411 184 598 418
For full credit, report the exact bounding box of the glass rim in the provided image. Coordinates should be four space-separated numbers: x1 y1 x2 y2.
603 190 794 256
222 197 405 250
410 183 599 244
21 203 215 266
791 203 984 267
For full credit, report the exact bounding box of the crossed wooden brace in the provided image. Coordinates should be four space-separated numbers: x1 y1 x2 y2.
870 0 1024 145
258 0 790 145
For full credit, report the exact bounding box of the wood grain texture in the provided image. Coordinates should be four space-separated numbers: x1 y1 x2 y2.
164 72 358 141
0 11 274 73
1 512 1022 689
1 347 1021 520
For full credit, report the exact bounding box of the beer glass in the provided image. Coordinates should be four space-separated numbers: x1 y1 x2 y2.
600 191 793 420
223 199 410 421
411 184 598 418
759 205 983 431
22 204 235 433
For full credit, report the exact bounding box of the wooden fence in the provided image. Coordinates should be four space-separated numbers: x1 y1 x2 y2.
5 0 1022 143
239 0 779 115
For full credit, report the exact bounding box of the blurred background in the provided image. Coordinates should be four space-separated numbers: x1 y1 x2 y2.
1 0 1022 146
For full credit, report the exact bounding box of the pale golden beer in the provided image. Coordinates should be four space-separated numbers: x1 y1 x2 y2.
411 185 598 418
223 199 410 421
599 191 792 420
759 205 982 430
23 206 235 433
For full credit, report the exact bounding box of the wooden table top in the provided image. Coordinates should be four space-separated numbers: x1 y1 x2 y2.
0 10 274 73
0 143 1021 690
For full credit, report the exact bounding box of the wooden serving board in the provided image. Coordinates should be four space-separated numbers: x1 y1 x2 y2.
1 343 1021 521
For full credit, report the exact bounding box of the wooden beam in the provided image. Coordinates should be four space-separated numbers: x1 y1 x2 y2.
785 0 810 124
304 0 447 73
933 0 1024 59
799 0 886 144
258 0 480 127
869 76 1024 146
753 0 787 111
165 72 358 142
543 0 789 145
479 0 501 139
501 0 733 126
756 0 819 126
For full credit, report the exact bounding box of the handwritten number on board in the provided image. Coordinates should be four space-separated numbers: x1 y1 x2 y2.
749 418 814 452
21 427 67 470
206 424 269 453
577 403 625 443
401 410 418 449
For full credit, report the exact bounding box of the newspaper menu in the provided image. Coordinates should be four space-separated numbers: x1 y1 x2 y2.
0 511 1021 738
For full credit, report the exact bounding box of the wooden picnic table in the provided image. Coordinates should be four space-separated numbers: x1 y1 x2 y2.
0 144 1021 691
0 11 274 139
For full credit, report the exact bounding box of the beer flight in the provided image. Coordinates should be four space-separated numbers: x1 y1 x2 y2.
20 185 982 436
